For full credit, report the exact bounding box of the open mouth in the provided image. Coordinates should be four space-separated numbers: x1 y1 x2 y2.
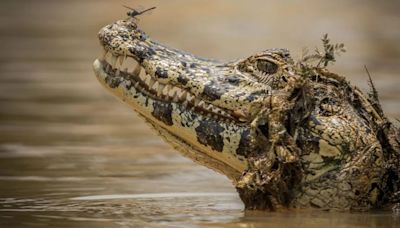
96 49 247 122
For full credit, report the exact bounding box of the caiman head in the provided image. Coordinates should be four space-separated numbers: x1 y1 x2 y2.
93 19 400 211
92 20 299 179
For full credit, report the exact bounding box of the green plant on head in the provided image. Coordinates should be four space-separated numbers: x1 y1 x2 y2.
296 34 346 77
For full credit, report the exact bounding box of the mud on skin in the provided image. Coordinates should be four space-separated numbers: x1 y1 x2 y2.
93 19 400 211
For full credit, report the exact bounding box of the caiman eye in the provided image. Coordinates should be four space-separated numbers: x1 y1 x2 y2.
256 60 278 74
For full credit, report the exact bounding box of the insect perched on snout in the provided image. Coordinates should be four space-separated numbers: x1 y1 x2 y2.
123 5 156 20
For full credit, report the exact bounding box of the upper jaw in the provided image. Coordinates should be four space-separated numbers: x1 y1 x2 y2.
97 20 272 122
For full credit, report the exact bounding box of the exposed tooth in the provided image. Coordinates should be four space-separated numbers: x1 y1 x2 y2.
219 110 227 116
186 93 195 103
133 65 141 77
175 88 184 98
145 75 154 87
172 95 179 103
198 101 206 108
214 107 222 114
124 80 131 87
175 87 182 95
139 69 147 81
118 56 124 67
149 77 157 88
123 57 137 72
151 81 159 91
213 108 223 115
194 98 201 106
168 87 178 97
162 85 171 96
111 55 117 68
134 81 140 87
105 52 113 63
157 84 165 96
177 90 187 100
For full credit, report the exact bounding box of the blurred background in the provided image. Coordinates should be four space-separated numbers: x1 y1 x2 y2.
0 0 399 227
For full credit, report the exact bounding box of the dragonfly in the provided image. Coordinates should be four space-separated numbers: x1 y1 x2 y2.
123 5 156 20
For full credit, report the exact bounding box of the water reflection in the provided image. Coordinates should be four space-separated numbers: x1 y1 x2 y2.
0 0 399 227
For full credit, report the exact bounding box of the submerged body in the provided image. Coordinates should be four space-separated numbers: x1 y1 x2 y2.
93 19 400 211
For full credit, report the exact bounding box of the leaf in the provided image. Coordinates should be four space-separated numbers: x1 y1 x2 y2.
296 34 346 70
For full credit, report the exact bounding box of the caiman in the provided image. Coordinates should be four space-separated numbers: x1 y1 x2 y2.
92 18 400 211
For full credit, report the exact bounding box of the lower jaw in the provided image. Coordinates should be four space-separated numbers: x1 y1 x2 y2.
144 117 243 181
92 59 247 179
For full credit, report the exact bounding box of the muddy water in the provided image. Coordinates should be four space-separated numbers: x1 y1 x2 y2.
0 0 400 227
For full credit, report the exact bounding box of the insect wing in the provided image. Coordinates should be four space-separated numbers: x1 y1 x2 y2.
122 5 135 11
139 7 156 16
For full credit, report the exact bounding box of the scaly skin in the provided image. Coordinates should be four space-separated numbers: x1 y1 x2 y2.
92 19 400 211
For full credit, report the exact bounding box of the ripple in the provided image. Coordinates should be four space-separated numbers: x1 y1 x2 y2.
70 192 237 200
0 176 89 182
